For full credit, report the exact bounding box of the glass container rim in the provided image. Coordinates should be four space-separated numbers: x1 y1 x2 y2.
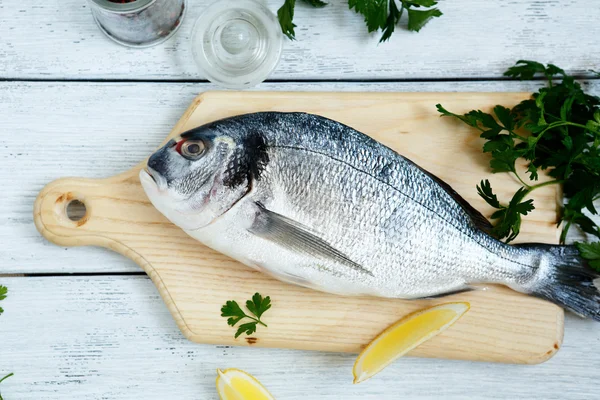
89 0 156 13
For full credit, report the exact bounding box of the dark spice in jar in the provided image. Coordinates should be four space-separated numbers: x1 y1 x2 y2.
89 0 186 48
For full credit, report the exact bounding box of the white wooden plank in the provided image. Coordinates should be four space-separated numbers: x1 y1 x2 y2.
0 1 598 80
0 275 599 399
2 80 599 274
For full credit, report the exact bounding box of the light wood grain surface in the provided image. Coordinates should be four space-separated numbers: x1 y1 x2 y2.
0 0 598 80
1 0 600 396
33 91 564 363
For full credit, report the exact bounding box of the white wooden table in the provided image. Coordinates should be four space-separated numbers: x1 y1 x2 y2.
1 1 600 399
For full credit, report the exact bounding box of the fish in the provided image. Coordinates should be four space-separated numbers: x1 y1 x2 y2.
140 112 600 320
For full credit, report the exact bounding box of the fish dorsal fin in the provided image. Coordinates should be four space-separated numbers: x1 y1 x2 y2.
249 202 373 276
415 166 494 235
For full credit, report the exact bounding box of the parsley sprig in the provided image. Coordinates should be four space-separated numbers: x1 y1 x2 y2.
278 0 442 41
476 180 536 243
576 242 600 270
0 286 13 400
0 285 7 315
0 373 13 400
221 293 271 338
437 60 600 248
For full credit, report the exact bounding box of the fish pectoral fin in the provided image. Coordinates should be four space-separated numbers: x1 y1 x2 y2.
412 287 476 300
249 202 373 276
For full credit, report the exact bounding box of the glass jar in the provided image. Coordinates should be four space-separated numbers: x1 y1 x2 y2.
89 0 186 48
191 0 284 89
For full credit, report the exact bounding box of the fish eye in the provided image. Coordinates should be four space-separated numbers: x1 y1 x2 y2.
179 140 206 160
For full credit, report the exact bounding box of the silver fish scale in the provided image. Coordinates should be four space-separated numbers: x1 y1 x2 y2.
231 112 538 298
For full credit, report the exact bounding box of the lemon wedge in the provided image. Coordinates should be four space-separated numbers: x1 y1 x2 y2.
216 368 275 400
353 301 470 384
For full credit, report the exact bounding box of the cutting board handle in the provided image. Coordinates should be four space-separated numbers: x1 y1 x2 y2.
33 168 147 248
35 177 104 247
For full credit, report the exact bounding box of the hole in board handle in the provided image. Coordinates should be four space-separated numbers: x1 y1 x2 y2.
66 199 87 222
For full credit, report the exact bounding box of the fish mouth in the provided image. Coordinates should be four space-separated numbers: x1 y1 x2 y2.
142 166 168 192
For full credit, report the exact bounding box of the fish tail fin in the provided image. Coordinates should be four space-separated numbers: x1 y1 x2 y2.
517 243 600 321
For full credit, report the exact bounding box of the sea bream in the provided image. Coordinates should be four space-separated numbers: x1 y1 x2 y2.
140 112 600 320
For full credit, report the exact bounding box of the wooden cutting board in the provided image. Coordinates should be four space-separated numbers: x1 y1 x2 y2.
34 92 564 364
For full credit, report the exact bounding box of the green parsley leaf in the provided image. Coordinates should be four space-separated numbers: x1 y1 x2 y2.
560 96 575 122
512 189 535 215
235 322 258 339
482 135 513 153
587 119 600 133
576 241 600 260
0 285 7 316
348 0 388 33
221 293 271 339
504 60 565 83
406 7 442 32
477 179 501 209
221 300 247 326
406 0 437 6
303 0 328 7
380 0 402 42
494 188 535 243
564 202 600 238
489 148 519 174
527 163 539 181
575 242 600 272
278 0 328 40
561 135 573 151
476 181 535 243
492 105 516 131
245 292 271 319
277 0 298 40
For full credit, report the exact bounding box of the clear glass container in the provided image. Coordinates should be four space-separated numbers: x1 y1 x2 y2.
191 0 284 89
89 0 186 48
